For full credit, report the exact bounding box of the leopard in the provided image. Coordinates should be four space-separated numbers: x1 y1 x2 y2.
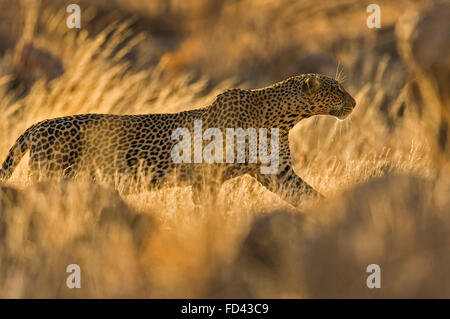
0 73 356 207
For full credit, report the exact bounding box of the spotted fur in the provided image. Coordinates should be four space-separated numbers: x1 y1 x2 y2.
0 74 356 206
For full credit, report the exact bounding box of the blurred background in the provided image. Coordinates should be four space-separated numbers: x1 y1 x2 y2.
0 0 449 298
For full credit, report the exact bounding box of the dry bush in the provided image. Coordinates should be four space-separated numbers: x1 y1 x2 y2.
396 0 450 169
211 174 450 298
0 181 155 297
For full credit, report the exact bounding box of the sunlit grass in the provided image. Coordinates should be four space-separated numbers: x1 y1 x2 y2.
0 0 448 298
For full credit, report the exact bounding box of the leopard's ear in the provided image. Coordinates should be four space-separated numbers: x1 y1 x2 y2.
302 75 320 95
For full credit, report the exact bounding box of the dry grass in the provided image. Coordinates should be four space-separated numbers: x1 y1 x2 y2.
0 0 449 298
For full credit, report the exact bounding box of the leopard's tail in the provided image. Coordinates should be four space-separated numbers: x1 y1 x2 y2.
0 125 35 181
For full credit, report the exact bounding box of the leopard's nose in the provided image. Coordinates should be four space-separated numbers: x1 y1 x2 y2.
346 95 356 108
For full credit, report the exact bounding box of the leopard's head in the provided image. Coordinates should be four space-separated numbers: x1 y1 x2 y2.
295 73 356 120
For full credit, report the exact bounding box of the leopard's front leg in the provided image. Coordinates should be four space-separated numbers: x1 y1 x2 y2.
251 138 323 206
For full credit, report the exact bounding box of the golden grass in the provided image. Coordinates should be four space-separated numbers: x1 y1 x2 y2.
0 0 449 298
